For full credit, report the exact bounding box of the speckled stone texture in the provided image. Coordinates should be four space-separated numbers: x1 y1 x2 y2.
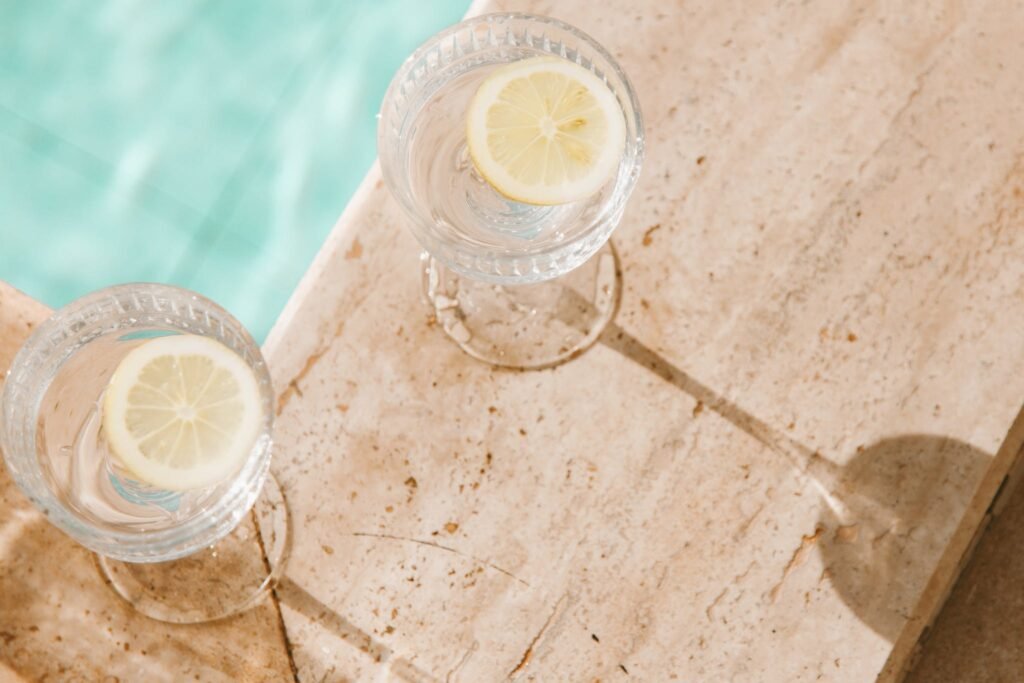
0 282 294 683
4 0 1024 681
259 1 1024 681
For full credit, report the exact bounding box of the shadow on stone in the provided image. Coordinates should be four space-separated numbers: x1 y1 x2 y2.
277 577 439 682
817 434 989 643
0 465 294 680
598 319 816 470
595 316 994 645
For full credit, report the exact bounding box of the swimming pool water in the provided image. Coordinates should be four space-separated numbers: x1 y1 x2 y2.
0 0 469 340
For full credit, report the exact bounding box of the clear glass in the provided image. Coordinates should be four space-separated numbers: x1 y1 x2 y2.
0 283 288 622
379 13 644 367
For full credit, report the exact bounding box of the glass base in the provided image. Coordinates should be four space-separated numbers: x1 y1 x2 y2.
423 240 621 369
96 472 289 624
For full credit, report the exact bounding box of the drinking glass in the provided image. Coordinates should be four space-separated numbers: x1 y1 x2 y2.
378 13 644 368
0 284 288 623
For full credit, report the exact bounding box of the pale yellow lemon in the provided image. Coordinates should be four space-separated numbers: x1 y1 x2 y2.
102 334 262 491
466 56 626 205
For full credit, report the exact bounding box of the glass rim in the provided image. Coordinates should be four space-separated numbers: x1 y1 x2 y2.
377 12 645 280
0 282 274 562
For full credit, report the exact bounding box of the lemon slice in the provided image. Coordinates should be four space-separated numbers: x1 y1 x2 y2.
102 334 263 491
466 56 626 205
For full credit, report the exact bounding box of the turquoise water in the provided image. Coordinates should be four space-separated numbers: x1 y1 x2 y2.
0 1 468 340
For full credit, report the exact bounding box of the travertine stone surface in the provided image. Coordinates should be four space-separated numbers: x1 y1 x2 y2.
0 282 294 683
260 1 1024 681
4 1 1024 681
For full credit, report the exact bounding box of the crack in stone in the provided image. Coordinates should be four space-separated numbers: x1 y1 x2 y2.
769 526 825 603
506 592 571 679
351 531 531 587
705 587 728 622
445 641 479 683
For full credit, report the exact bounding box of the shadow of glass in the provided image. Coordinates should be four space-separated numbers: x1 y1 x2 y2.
277 577 439 682
0 469 293 680
817 435 990 642
594 318 995 644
